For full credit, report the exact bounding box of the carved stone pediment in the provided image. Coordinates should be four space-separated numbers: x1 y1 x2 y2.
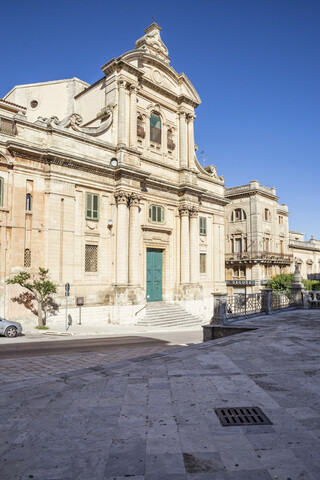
135 23 170 64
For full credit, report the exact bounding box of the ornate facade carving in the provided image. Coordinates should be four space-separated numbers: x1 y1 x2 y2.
36 108 113 136
135 23 170 64
114 190 130 206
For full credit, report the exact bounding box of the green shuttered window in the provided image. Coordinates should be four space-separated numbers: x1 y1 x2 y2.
86 193 99 220
149 205 164 224
199 216 207 235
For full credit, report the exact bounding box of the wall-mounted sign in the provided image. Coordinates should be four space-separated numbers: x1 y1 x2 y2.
226 280 255 286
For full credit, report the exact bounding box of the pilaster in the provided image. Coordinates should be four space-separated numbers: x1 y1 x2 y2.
128 193 141 285
189 206 199 284
187 114 196 168
114 190 130 285
129 84 138 148
117 78 127 148
179 111 188 168
179 204 190 283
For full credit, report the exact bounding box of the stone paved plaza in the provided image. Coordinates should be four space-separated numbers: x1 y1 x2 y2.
1 309 320 479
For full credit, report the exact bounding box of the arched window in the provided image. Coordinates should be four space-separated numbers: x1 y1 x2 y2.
24 249 31 268
0 177 3 207
137 115 145 139
231 209 246 222
150 113 161 144
167 129 175 150
26 193 32 211
264 209 271 221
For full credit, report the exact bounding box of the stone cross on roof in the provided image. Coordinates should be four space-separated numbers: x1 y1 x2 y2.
135 23 170 64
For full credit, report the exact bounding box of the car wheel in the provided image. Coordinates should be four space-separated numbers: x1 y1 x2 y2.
5 326 17 338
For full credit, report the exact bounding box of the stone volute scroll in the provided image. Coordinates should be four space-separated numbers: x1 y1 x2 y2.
36 107 114 136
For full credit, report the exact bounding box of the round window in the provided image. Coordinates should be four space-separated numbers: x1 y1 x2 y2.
29 100 39 109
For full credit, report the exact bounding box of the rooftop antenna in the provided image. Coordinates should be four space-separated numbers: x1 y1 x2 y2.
199 150 208 168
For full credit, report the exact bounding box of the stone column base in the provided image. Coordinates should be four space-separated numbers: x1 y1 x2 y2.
178 283 203 301
104 285 145 306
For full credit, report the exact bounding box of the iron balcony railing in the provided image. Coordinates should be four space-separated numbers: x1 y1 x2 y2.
225 251 293 263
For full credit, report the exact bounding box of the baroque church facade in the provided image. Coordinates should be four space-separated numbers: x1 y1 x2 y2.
1 23 319 327
0 24 227 325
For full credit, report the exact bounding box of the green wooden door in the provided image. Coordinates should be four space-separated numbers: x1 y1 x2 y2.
146 248 163 302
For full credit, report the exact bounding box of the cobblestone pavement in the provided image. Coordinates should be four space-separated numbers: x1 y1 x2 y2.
1 309 320 479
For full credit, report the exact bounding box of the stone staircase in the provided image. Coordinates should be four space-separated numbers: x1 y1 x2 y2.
136 302 204 328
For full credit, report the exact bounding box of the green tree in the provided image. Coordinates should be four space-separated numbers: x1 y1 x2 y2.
268 273 293 292
7 268 58 326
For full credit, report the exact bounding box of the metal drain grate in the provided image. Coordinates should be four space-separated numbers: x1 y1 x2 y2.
215 406 272 427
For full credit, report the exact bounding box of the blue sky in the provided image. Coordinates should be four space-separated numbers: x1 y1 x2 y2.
2 0 319 238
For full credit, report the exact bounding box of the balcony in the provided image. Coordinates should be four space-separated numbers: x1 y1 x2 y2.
225 251 293 265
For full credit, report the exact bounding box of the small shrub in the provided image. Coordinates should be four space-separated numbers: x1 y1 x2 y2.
302 279 320 291
268 274 293 292
35 325 50 330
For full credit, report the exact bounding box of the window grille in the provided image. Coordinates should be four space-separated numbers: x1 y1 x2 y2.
150 113 161 144
86 193 99 220
24 249 31 267
26 193 32 211
0 117 16 136
0 177 3 207
200 253 207 274
199 217 207 235
149 205 164 223
85 245 98 272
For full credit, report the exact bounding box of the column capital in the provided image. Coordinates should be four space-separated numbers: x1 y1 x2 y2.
178 110 188 119
129 192 141 207
179 204 190 217
114 190 130 205
129 83 139 93
189 206 199 218
117 78 127 89
186 113 196 122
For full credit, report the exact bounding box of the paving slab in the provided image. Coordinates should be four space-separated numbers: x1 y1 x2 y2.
1 309 320 479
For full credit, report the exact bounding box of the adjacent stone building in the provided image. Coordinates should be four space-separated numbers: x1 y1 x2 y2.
0 23 227 325
289 232 320 280
224 181 293 295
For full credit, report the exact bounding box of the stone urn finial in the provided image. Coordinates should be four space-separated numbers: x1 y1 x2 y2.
292 262 304 290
